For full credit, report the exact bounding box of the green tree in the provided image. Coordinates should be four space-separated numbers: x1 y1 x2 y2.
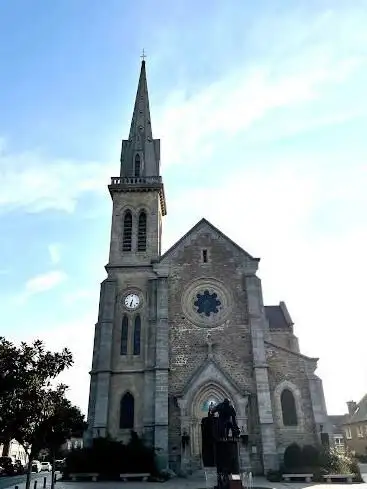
0 337 73 489
29 386 86 489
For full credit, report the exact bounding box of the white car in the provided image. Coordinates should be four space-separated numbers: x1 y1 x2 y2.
31 460 42 473
41 462 52 472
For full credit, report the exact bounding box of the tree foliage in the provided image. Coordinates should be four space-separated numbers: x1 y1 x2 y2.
14 384 86 456
0 337 79 489
0 337 73 443
0 337 73 439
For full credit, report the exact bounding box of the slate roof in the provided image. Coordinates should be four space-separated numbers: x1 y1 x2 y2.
329 414 348 431
347 394 367 424
265 305 290 330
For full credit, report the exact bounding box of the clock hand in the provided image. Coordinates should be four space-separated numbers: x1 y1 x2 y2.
130 299 133 307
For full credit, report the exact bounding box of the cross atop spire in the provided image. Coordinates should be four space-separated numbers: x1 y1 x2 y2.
140 49 147 62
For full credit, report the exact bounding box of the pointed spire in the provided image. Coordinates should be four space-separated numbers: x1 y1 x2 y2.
128 59 153 143
120 57 160 178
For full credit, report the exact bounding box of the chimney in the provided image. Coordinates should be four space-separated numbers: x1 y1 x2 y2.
347 401 357 415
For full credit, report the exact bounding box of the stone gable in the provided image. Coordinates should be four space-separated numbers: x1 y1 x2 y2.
160 218 259 273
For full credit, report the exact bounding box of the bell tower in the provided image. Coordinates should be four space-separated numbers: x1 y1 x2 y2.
108 59 166 266
86 59 169 466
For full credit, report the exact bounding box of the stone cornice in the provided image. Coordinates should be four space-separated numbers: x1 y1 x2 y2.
89 366 169 375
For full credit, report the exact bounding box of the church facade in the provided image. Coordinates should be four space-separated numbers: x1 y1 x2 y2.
86 60 331 474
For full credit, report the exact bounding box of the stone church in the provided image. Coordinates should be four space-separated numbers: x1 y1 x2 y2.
86 60 331 474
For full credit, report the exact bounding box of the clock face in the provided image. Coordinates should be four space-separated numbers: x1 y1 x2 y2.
124 293 140 310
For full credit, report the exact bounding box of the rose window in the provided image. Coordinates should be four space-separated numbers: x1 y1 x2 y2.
194 290 221 317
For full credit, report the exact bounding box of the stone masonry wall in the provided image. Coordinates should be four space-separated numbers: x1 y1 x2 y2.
163 225 257 459
266 344 319 451
107 268 157 440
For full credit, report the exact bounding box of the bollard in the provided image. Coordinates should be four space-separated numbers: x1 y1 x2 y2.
43 476 46 488
34 480 37 489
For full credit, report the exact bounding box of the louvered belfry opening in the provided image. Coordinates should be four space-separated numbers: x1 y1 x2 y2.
137 211 147 251
122 210 132 251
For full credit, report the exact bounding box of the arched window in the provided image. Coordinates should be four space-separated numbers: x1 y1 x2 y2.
122 210 132 252
120 315 128 355
133 315 141 355
281 389 298 426
120 392 134 429
137 211 147 251
134 154 141 177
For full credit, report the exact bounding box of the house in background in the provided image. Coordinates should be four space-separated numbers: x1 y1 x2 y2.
0 439 28 465
328 415 347 453
61 436 84 453
342 396 367 458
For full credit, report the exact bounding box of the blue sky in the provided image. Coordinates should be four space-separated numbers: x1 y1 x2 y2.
1 0 366 415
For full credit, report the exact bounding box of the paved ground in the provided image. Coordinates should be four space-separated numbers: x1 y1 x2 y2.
0 472 51 489
2 465 367 489
4 478 367 489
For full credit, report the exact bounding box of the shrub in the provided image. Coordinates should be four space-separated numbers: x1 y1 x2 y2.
62 432 157 479
318 447 363 480
266 469 282 482
283 443 302 470
302 445 320 467
312 467 328 482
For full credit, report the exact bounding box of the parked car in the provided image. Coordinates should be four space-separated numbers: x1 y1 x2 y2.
31 460 42 473
0 457 15 476
40 461 51 472
55 459 65 471
14 460 25 474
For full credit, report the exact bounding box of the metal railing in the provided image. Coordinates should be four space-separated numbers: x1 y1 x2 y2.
110 176 162 185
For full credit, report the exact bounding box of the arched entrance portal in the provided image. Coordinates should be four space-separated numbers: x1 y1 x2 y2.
176 361 250 472
191 383 236 461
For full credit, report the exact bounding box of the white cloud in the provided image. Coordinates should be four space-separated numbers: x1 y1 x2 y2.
0 141 113 213
154 7 366 169
48 243 62 265
17 270 68 303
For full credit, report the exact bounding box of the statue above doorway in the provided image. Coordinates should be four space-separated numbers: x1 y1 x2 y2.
209 398 241 440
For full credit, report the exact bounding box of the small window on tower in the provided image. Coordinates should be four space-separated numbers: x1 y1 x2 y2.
134 154 141 177
121 315 129 355
202 249 208 263
133 315 141 355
